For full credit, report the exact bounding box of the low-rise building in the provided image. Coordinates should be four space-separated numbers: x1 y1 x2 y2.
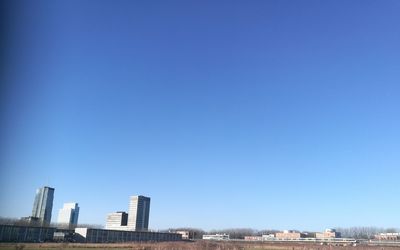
74 228 181 243
244 236 263 241
176 230 190 240
275 230 305 240
53 229 75 242
262 234 275 240
0 225 55 242
203 234 230 240
375 233 400 241
316 229 341 239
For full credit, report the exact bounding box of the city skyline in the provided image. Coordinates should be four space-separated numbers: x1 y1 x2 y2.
1 183 399 231
1 0 400 231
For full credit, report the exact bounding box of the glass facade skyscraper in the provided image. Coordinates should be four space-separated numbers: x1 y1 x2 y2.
32 186 55 226
127 195 150 231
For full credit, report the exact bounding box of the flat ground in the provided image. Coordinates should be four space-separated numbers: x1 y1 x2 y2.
0 241 399 250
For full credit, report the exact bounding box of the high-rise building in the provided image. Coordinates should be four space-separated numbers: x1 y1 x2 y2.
127 195 150 231
105 211 128 230
32 186 55 226
57 203 80 227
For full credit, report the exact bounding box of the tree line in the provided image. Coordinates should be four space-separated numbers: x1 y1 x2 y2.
0 217 102 229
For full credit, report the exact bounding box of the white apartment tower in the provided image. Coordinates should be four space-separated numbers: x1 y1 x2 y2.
57 202 80 227
127 195 150 231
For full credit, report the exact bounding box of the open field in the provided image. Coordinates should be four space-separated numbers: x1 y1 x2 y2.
1 241 400 250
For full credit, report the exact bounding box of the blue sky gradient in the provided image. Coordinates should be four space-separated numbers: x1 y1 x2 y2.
1 0 400 231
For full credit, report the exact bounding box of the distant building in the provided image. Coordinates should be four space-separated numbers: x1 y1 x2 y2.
32 186 55 226
105 211 128 230
244 236 263 241
75 228 181 243
57 203 80 228
275 230 305 240
127 195 150 231
316 229 341 239
176 230 190 240
202 234 230 240
375 233 400 241
262 234 275 240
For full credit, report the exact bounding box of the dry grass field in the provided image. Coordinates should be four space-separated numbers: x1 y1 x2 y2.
1 241 400 250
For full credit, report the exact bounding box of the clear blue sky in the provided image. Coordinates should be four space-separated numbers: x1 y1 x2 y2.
1 0 399 231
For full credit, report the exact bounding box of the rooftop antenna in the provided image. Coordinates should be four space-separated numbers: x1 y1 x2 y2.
46 175 53 188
